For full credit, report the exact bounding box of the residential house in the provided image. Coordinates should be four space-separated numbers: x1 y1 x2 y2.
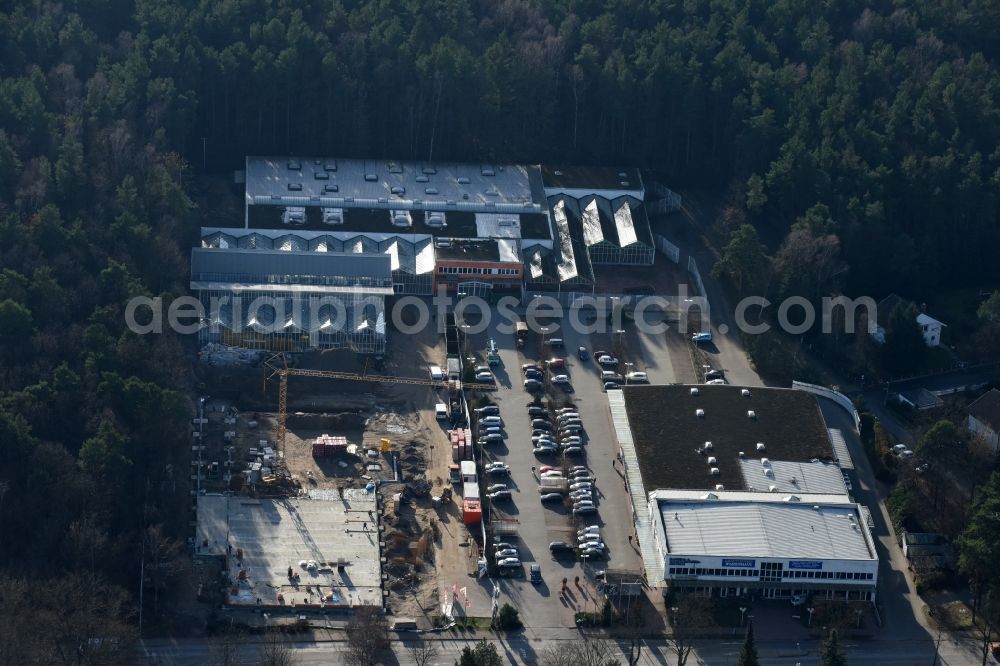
870 293 945 347
968 389 1000 451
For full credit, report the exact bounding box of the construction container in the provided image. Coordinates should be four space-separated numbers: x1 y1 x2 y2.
451 445 460 463
462 481 480 500
311 434 348 458
460 460 477 483
463 498 482 525
449 464 461 484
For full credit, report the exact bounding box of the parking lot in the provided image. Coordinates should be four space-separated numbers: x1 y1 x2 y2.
465 308 660 629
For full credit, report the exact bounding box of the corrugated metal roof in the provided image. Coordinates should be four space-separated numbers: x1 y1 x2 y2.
738 459 848 495
496 238 520 263
190 248 392 283
654 491 875 560
475 213 522 239
246 157 545 214
580 198 606 247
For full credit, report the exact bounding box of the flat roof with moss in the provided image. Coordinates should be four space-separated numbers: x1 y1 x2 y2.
619 384 833 492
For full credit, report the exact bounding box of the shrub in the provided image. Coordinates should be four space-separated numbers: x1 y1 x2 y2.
498 602 522 630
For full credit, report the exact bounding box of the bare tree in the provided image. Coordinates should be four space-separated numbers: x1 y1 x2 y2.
142 524 184 616
259 631 296 666
666 595 713 666
345 605 390 666
622 601 645 666
540 636 620 665
207 626 246 666
407 638 438 666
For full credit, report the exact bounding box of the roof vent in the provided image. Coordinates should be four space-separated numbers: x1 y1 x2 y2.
391 186 405 195
784 495 800 502
738 451 745 458
457 176 471 184
761 458 770 466
707 456 717 465
710 467 720 476
813 505 821 511
695 409 705 418
364 173 377 182
756 442 766 452
287 159 301 170
314 171 329 180
618 171 628 178
425 187 439 195
704 441 713 450
323 184 339 193
287 183 302 191
690 387 699 396
416 175 429 183
764 468 774 478
742 389 751 397
702 492 718 500
324 161 337 172
768 485 778 492
747 410 756 419
715 484 725 491
621 181 630 187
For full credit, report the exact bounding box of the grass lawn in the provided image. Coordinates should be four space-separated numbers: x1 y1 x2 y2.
926 600 975 631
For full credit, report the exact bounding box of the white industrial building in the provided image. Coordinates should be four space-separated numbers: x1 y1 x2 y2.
651 490 878 602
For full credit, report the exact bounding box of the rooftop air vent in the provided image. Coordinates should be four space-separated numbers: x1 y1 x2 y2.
416 175 429 183
742 389 751 397
621 181 630 187
314 171 329 180
813 505 821 511
768 485 778 492
756 442 766 452
710 467 720 476
425 187 439 195
715 484 725 491
761 458 770 466
323 184 339 193
391 186 405 195
287 183 302 191
784 495 800 502
764 469 774 478
707 456 717 465
618 171 628 178
702 492 718 500
324 161 337 171
422 166 436 175
695 409 705 418
457 176 471 184
704 441 713 450
481 166 495 176
747 410 756 419
364 173 377 182
738 451 745 458
554 170 563 176
690 388 699 396
288 159 301 170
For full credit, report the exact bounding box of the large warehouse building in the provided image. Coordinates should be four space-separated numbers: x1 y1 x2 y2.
609 384 879 603
192 156 667 351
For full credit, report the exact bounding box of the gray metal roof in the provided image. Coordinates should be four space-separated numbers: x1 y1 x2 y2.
551 198 580 281
738 459 848 495
190 248 392 289
246 157 546 214
654 490 876 560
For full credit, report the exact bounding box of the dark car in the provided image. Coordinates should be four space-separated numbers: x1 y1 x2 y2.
705 369 725 381
549 541 575 553
578 346 589 361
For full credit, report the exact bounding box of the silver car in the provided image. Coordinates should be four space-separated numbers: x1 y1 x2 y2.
495 548 519 559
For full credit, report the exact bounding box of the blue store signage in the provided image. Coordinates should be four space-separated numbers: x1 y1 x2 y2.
788 560 823 570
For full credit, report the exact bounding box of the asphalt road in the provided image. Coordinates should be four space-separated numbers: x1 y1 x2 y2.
140 632 986 665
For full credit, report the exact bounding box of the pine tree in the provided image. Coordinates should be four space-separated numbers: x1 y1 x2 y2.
821 628 846 666
736 621 761 666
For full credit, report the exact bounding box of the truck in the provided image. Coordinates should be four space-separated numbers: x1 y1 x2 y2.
487 338 501 366
515 321 528 348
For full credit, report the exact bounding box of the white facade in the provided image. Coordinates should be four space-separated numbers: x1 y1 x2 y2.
649 490 878 602
871 312 945 347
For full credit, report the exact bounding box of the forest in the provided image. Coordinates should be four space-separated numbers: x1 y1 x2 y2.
0 0 998 657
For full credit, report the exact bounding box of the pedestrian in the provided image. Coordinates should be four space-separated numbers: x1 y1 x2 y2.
628 535 633 545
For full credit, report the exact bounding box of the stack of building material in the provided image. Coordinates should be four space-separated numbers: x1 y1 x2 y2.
449 428 475 462
311 434 348 458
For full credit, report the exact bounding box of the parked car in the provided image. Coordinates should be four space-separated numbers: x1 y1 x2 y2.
475 371 494 382
485 462 510 475
578 526 600 536
521 363 540 372
625 371 648 383
561 436 583 446
570 467 590 476
551 374 571 384
480 415 502 426
487 484 508 493
524 379 543 392
556 406 578 414
489 490 512 501
533 446 558 455
556 412 579 421
538 465 556 473
493 540 516 551
692 332 713 343
571 474 594 483
549 541 575 552
705 378 727 385
476 405 500 415
578 346 589 360
528 406 548 417
580 548 607 560
559 419 583 429
540 493 563 502
525 369 544 380
478 434 504 444
474 365 491 374
569 491 592 501
597 355 618 366
600 372 623 383
604 382 621 391
563 446 584 456
531 418 551 429
495 548 519 559
570 482 593 491
545 358 566 369
497 558 521 568
530 564 542 584
704 370 724 381
573 505 597 515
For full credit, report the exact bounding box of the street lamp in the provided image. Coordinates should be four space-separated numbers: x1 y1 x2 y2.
806 606 815 627
856 607 863 628
624 361 634 384
739 606 747 626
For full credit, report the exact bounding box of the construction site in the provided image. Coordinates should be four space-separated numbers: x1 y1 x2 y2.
192 307 494 620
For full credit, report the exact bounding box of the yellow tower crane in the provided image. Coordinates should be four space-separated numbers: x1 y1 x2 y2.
262 353 493 452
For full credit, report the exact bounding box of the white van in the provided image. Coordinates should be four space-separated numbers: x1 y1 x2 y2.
435 403 448 420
